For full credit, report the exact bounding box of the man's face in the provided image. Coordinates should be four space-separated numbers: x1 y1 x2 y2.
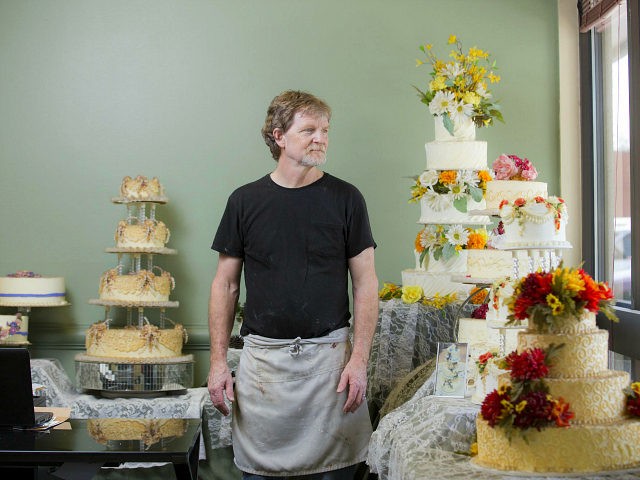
278 112 329 166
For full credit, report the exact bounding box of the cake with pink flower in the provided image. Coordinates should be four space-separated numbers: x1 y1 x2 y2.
485 154 548 210
474 265 640 474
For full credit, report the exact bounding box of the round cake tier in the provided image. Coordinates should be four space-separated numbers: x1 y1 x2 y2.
465 249 514 279
475 417 640 474
484 180 548 210
401 269 471 298
419 197 491 225
518 329 608 378
545 370 630 425
75 354 194 395
425 140 487 170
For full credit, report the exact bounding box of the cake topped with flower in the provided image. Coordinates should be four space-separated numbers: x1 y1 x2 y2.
415 34 503 133
485 154 548 210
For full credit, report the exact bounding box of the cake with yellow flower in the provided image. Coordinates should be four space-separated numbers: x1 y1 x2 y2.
474 265 640 474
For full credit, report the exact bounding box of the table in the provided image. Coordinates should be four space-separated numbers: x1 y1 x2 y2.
0 418 201 480
367 299 472 411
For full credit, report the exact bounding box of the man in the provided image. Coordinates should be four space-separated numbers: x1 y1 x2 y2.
207 90 378 479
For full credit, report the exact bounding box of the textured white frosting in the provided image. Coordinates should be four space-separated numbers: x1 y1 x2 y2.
485 180 548 209
465 249 514 279
433 115 475 141
0 276 67 306
414 249 468 273
425 141 487 170
499 202 570 247
401 270 470 298
419 197 490 224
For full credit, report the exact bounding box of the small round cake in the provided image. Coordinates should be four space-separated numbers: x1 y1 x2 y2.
87 418 188 446
0 313 29 344
0 271 67 306
85 322 187 359
98 268 174 303
115 219 170 249
119 175 165 201
485 179 548 210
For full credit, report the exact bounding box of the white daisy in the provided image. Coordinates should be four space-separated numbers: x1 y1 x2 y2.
448 100 474 123
443 62 464 80
458 170 479 188
429 90 455 115
420 226 439 249
423 189 451 211
447 182 467 200
419 170 439 187
445 225 469 246
476 84 491 99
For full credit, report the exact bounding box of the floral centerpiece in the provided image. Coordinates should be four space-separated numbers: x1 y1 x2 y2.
492 154 538 181
499 196 567 234
415 224 487 265
410 169 492 213
415 34 504 133
624 382 640 417
506 264 618 332
378 282 457 308
480 345 574 438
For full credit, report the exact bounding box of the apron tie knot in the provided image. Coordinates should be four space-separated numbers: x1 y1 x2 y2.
288 337 303 356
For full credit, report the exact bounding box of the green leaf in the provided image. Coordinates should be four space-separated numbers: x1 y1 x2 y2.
442 113 455 136
442 243 457 261
419 249 428 267
433 247 443 261
469 185 484 202
453 197 467 212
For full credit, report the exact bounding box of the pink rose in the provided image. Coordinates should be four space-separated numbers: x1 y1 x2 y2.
492 154 518 180
519 159 538 180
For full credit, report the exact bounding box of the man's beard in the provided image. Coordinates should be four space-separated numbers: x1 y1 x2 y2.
300 149 327 167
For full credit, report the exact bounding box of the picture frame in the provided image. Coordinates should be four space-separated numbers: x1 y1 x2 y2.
434 342 468 398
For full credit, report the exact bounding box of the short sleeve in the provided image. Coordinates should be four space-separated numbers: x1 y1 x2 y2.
346 187 376 259
211 192 245 258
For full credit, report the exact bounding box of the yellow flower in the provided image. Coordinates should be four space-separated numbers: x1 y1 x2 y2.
401 285 423 304
553 267 585 294
467 230 488 250
462 91 480 106
448 34 457 44
546 293 564 315
468 47 488 59
478 170 492 183
439 170 458 185
469 442 478 456
631 382 640 395
415 59 424 67
429 76 447 91
488 72 501 83
515 400 528 413
425 43 432 51
379 282 401 299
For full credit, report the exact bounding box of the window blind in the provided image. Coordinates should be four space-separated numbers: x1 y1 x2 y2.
579 0 624 32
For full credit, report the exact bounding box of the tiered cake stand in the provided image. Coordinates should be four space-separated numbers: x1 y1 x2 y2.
76 195 193 397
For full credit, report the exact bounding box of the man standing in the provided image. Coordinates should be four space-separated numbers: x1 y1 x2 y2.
207 90 378 479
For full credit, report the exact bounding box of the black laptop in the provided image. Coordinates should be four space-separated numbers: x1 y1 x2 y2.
0 348 53 429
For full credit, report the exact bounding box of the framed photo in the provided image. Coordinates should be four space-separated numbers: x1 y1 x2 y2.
434 342 468 398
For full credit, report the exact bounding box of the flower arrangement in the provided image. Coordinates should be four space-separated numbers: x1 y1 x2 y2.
506 264 618 332
469 287 488 305
415 225 487 265
499 196 566 233
492 154 538 181
378 282 458 308
624 382 640 417
476 351 496 374
414 34 504 132
480 345 574 437
410 169 492 213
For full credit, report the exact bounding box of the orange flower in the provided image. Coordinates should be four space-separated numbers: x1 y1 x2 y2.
534 196 546 203
414 230 425 253
499 199 509 209
469 287 488 304
478 170 492 183
439 170 457 185
514 197 526 207
467 231 488 249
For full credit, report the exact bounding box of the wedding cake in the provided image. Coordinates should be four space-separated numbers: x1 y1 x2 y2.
475 266 640 474
98 268 174 304
498 196 570 248
485 154 548 210
0 313 29 344
0 271 67 306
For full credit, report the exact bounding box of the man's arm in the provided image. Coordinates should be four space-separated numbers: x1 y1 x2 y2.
207 253 243 416
337 246 378 413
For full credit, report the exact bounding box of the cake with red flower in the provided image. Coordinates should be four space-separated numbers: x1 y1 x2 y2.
498 195 571 248
485 154 548 210
475 265 640 474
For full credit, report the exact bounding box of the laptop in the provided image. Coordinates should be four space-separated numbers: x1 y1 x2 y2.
0 348 53 429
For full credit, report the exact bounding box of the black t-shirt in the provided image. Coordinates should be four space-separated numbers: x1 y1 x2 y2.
211 172 376 339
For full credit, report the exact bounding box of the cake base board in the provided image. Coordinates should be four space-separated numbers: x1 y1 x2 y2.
450 274 502 285
496 242 573 250
470 458 640 477
88 299 179 308
105 247 177 255
111 196 168 204
0 301 70 307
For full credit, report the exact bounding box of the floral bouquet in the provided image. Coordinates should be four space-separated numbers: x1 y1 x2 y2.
378 282 457 308
410 169 492 213
415 34 504 132
499 196 566 233
624 382 640 417
476 351 496 374
492 154 538 181
415 225 487 265
480 345 574 437
506 264 618 332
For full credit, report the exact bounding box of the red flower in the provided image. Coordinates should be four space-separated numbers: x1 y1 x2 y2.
578 269 612 311
514 197 526 207
552 397 574 427
499 199 509 209
534 196 546 203
627 396 640 417
512 272 553 320
505 348 549 381
481 387 511 427
471 304 489 319
512 391 554 431
478 351 495 364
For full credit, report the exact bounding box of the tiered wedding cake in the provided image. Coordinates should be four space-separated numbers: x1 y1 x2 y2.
475 266 640 473
75 176 192 394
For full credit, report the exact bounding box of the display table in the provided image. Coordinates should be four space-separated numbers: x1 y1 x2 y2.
0 418 201 480
367 372 640 480
367 299 471 410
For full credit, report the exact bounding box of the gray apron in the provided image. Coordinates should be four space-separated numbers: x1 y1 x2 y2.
232 327 373 476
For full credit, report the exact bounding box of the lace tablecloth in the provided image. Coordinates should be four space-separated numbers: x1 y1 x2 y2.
367 299 471 410
30 352 241 451
367 372 640 480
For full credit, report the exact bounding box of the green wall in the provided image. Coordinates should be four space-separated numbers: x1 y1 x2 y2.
0 0 560 382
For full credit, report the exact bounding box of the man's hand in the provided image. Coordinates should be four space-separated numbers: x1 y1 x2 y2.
207 361 235 416
337 356 368 413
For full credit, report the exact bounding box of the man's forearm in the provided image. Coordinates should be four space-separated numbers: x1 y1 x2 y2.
350 275 379 365
208 277 240 364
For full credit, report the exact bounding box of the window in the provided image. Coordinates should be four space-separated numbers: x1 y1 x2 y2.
580 0 640 365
